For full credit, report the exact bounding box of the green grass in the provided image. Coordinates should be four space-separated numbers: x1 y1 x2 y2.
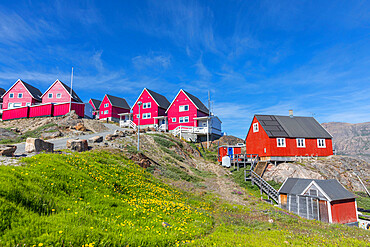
0 151 212 246
160 147 185 162
153 136 176 148
355 192 370 217
162 165 203 183
0 123 58 144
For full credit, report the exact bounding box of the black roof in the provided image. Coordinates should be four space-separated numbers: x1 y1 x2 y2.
0 88 5 102
183 90 209 114
22 80 42 101
89 98 101 110
146 89 170 109
279 178 356 201
105 94 130 109
255 115 332 138
59 81 82 102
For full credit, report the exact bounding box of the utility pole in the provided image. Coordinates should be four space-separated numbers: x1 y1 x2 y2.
137 101 142 151
69 67 74 112
207 90 210 149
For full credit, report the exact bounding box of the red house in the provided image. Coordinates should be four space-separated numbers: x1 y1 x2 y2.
41 79 82 104
2 79 42 110
279 178 358 225
99 94 130 122
166 89 209 131
245 113 333 161
88 98 101 119
131 88 170 130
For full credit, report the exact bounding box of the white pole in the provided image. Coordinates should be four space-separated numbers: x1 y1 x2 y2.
69 67 74 112
137 101 142 151
207 90 210 149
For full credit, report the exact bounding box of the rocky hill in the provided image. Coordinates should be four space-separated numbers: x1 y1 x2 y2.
322 122 370 162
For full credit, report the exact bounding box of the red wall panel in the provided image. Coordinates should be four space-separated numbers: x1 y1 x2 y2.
2 106 29 120
71 103 85 118
330 199 357 224
53 103 70 116
29 104 53 118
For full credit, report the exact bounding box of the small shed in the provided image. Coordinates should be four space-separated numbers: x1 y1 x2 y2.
217 145 242 163
279 178 358 225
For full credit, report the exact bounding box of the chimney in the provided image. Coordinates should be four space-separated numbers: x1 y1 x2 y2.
289 109 293 118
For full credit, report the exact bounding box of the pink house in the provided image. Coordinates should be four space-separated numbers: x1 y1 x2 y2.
2 79 42 110
131 88 170 129
88 98 101 119
41 79 82 104
99 94 130 122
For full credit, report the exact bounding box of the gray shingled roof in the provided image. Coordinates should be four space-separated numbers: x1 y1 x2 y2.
255 115 332 138
105 94 130 109
22 81 42 101
183 90 209 114
279 178 356 201
146 89 170 109
89 98 101 110
0 88 5 102
59 81 82 102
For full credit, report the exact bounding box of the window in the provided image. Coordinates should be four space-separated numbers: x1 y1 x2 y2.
179 116 189 123
104 110 109 114
277 138 286 147
253 123 259 132
104 103 109 108
172 117 176 122
296 138 305 147
8 103 13 109
179 105 189 112
48 93 53 98
13 103 21 108
317 139 326 148
18 93 23 98
9 93 14 98
26 103 31 106
143 102 151 109
56 93 62 98
142 113 151 119
101 111 103 114
136 114 140 119
309 189 318 196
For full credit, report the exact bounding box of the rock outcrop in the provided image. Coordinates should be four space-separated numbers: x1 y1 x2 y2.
70 139 89 152
0 145 17 156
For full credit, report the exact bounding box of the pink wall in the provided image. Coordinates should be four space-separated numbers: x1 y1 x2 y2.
2 106 29 120
132 89 161 126
29 104 53 118
2 81 40 109
99 95 129 120
42 80 73 104
167 90 207 130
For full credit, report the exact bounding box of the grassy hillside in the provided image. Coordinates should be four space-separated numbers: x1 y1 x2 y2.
0 145 369 246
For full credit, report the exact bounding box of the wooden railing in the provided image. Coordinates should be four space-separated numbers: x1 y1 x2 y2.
120 120 137 129
246 169 279 203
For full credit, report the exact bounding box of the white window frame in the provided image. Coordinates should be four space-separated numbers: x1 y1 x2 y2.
56 93 62 98
172 117 176 122
179 105 189 112
101 111 103 114
136 114 140 119
296 138 306 148
253 123 259 132
9 93 14 98
277 138 286 147
104 110 109 114
48 93 53 98
13 103 22 108
18 93 23 98
317 139 326 148
179 116 189 123
26 103 31 106
143 102 151 109
142 113 151 119
104 103 109 108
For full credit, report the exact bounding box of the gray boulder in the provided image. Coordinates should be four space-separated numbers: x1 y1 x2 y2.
114 130 126 137
0 145 17 156
88 136 103 143
25 138 54 153
41 130 62 139
70 139 89 152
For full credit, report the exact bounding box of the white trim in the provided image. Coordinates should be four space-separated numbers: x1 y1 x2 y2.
53 102 85 106
277 138 286 147
9 93 14 98
56 93 62 98
172 117 176 122
296 138 306 148
301 181 332 201
317 139 326 148
328 201 333 223
131 88 160 110
29 102 53 107
17 93 23 98
2 79 40 101
355 200 359 220
166 89 202 114
179 104 189 112
41 79 75 101
48 93 53 98
278 177 289 193
98 94 129 110
253 122 259 132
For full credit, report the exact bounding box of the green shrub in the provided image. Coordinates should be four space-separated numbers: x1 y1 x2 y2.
153 136 175 148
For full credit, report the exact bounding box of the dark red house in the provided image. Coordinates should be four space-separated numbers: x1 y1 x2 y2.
2 79 42 110
279 178 358 225
99 94 130 122
132 88 170 129
245 113 333 160
166 89 209 131
89 98 101 119
41 79 82 104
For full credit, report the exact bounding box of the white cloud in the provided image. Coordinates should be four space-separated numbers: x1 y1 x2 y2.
132 53 171 70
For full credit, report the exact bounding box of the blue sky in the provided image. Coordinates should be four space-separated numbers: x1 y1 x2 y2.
0 1 369 138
